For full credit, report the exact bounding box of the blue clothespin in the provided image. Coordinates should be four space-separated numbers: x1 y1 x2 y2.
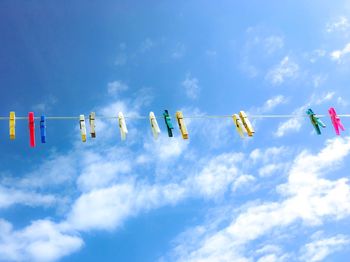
306 108 326 135
163 110 174 137
40 116 46 143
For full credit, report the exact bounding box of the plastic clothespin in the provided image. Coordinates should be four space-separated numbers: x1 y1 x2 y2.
239 111 255 137
149 112 161 139
40 116 46 143
9 111 15 140
89 112 96 138
118 112 128 141
232 114 244 138
328 107 345 136
306 108 326 135
176 111 189 139
163 110 174 137
79 115 87 142
28 112 36 147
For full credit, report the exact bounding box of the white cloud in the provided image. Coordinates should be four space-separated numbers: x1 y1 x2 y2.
249 146 288 164
326 16 350 33
240 28 284 78
312 74 327 88
232 174 255 191
300 234 349 262
0 219 83 262
65 151 246 232
330 42 350 62
164 137 350 261
258 163 285 177
114 42 128 66
140 38 154 52
107 81 128 95
114 53 127 66
182 74 200 99
274 91 336 137
266 56 299 85
312 91 335 105
205 50 217 57
263 36 284 55
257 254 278 262
337 96 349 107
172 43 186 59
0 186 56 209
143 136 189 162
257 95 287 113
32 95 57 113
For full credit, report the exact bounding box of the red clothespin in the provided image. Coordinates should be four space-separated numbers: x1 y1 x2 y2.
328 107 345 136
28 112 36 147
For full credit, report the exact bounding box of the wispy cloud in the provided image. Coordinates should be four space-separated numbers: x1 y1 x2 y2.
182 74 200 99
326 16 350 33
172 43 186 59
240 27 285 78
140 38 154 52
0 219 83 262
107 81 128 95
259 95 288 113
274 91 336 137
266 56 299 85
32 95 57 113
0 186 56 209
162 137 350 261
300 233 350 262
114 42 128 66
330 42 350 62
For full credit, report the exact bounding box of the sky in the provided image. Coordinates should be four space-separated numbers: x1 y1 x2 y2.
0 0 350 261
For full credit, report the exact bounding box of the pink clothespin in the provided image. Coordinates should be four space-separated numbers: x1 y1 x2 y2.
328 107 345 135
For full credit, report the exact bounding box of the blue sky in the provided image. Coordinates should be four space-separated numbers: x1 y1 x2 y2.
1 1 350 261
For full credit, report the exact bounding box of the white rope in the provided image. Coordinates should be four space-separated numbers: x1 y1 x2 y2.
1 114 350 120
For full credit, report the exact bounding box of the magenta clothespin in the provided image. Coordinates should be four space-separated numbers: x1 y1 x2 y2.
328 107 345 135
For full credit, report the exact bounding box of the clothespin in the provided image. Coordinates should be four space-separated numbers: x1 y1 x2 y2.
89 112 96 138
163 110 174 137
118 112 128 141
28 112 36 147
239 111 255 137
149 112 161 139
79 115 87 142
328 107 345 136
9 112 15 140
176 111 189 139
232 114 244 138
306 108 326 135
40 116 46 143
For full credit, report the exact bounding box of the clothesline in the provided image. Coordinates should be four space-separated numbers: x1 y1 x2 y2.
1 114 350 120
4 108 348 147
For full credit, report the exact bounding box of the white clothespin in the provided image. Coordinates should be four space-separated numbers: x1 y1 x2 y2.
79 115 87 142
149 112 161 139
89 112 96 138
118 112 128 140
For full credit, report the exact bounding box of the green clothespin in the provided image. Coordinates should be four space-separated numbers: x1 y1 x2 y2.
306 108 326 135
163 110 174 137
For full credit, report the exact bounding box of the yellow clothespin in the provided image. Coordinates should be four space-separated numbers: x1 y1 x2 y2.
79 115 87 142
239 111 255 137
118 112 128 141
89 112 96 138
176 111 189 139
232 114 244 138
9 111 15 140
149 112 160 139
